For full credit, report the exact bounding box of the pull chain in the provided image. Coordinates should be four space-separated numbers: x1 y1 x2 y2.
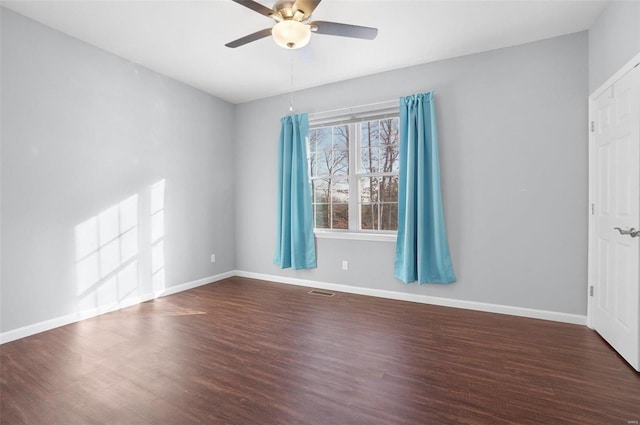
289 56 294 113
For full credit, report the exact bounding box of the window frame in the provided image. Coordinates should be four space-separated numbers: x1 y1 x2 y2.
308 101 400 242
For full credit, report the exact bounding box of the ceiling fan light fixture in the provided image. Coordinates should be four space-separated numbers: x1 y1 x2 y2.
272 20 311 49
226 0 378 48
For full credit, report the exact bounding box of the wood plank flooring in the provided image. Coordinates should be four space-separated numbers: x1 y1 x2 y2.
1 276 639 424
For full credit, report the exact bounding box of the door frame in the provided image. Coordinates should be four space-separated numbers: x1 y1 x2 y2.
587 52 640 329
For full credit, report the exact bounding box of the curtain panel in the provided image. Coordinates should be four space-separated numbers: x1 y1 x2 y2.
394 92 456 284
274 113 317 270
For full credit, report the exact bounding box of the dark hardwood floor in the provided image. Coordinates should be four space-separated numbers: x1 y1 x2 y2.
1 276 639 424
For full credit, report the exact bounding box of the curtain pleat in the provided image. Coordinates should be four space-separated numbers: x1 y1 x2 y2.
394 93 456 284
274 113 317 270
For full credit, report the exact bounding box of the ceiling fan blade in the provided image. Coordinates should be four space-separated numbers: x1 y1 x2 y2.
225 28 273 48
231 0 276 18
310 21 378 40
294 0 321 19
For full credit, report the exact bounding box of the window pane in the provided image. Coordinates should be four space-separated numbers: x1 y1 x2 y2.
359 177 379 203
360 120 380 173
360 147 380 173
380 203 398 231
332 204 349 229
332 125 349 176
360 203 378 230
314 204 329 229
316 153 330 176
379 144 399 173
379 118 400 173
316 127 332 176
308 153 317 177
313 179 329 203
361 121 379 147
331 179 349 204
315 127 331 150
309 128 318 152
380 176 398 203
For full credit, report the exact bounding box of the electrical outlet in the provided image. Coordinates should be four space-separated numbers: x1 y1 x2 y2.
210 254 216 263
342 260 348 271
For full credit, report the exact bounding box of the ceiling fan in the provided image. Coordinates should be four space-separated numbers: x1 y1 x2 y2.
225 0 378 49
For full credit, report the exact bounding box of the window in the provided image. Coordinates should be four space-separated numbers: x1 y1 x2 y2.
308 107 399 234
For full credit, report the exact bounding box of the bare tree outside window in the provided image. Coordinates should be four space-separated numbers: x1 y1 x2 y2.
309 125 349 229
359 118 399 231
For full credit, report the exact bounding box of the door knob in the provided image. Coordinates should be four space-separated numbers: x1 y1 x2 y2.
614 227 640 237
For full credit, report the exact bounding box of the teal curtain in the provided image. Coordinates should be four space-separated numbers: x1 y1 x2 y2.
394 92 456 284
274 113 317 269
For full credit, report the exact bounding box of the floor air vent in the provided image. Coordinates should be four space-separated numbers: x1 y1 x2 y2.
308 289 335 297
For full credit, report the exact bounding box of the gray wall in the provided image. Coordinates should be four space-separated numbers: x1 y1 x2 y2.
235 32 589 315
588 0 640 92
1 9 236 332
2 6 596 337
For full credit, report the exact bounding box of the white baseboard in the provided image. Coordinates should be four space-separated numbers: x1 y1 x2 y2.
0 271 234 344
234 270 587 326
155 271 235 298
1 269 586 344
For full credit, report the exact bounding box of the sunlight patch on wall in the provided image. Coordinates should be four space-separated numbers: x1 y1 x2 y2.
74 179 167 315
75 194 139 314
150 179 166 294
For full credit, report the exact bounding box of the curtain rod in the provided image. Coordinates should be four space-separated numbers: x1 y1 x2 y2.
308 99 399 120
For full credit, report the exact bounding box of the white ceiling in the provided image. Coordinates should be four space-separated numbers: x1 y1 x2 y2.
2 0 607 104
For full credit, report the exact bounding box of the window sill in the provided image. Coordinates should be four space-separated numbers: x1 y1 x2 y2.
314 230 396 242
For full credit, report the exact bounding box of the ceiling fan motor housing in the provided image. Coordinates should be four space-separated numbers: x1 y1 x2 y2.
274 0 310 21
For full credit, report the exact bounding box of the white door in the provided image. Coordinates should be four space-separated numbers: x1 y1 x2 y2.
589 61 640 372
